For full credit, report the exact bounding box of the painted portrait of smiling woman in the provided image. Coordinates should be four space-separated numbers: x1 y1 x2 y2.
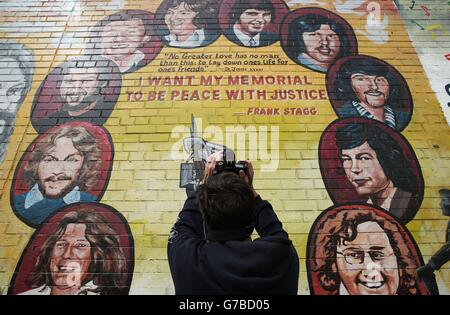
307 204 431 295
8 203 134 295
10 121 114 227
319 118 424 224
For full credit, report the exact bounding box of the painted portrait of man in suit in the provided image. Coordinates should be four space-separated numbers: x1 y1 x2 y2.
11 122 113 227
224 0 279 47
9 203 134 295
281 8 357 73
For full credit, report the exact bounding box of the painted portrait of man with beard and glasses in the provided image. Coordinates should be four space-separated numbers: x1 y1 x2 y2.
327 55 412 131
30 56 121 134
11 122 113 227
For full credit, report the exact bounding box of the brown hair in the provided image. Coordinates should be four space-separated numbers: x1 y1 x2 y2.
22 125 102 192
28 208 128 295
311 208 420 295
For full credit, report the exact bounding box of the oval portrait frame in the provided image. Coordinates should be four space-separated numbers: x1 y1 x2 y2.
306 203 430 295
30 55 122 134
219 0 290 48
86 10 163 74
326 55 413 131
8 202 134 295
280 7 358 73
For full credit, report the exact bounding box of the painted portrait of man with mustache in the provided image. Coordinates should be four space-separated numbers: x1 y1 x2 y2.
334 122 419 223
31 56 121 134
329 56 412 131
12 124 103 226
155 0 220 48
59 66 103 116
223 0 279 48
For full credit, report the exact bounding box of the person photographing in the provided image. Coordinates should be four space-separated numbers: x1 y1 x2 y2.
167 151 299 294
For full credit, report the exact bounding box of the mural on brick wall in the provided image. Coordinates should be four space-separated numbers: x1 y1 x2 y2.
8 203 134 295
0 40 34 164
0 0 448 295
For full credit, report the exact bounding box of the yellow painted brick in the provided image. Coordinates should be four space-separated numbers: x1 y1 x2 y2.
284 200 317 211
279 179 314 189
108 201 147 212
106 179 148 191
139 134 170 142
126 125 158 134
128 211 162 224
5 223 33 235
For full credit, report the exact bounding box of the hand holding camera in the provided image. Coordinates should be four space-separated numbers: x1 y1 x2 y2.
203 151 256 197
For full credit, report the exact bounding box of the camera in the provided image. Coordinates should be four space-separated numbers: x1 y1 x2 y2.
214 160 249 176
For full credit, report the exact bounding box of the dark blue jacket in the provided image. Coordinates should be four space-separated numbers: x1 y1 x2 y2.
167 194 299 295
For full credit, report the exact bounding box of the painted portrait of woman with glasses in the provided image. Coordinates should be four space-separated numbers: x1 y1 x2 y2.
306 204 432 295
